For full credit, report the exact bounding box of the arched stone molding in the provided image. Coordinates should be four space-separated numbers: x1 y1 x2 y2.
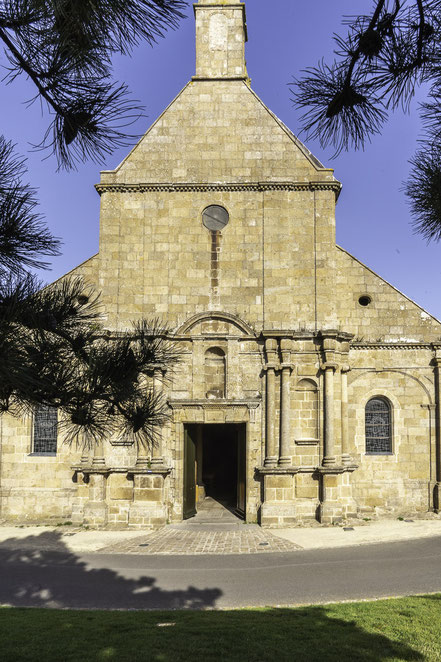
296 377 319 390
349 369 433 406
175 311 256 337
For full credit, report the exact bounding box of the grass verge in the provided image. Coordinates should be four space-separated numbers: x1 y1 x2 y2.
1 594 441 661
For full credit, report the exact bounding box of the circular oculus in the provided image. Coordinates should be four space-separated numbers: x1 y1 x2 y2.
202 205 229 231
358 295 372 307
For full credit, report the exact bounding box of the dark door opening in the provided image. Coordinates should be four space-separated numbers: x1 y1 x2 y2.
203 424 237 506
183 423 246 519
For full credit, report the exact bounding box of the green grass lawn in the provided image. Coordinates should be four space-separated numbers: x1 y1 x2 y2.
1 595 441 661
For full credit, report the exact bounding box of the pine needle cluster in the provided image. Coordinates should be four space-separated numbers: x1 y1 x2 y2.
291 0 441 241
0 0 187 168
0 1 187 448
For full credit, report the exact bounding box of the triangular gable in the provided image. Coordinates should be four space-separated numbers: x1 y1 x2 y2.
99 81 337 186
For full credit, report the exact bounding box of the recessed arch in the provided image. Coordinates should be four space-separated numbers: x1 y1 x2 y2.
296 378 318 391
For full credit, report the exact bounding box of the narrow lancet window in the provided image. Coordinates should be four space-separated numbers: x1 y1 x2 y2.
33 405 58 454
365 397 392 454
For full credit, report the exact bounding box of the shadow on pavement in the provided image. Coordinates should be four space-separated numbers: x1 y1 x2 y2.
0 530 222 610
0 531 434 662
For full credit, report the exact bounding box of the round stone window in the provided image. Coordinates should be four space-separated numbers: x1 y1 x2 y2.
358 295 372 307
202 205 229 231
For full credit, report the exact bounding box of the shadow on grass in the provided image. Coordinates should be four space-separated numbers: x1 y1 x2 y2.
0 601 431 662
0 531 434 661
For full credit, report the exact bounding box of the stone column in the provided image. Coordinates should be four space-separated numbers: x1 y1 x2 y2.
279 339 292 466
151 368 164 466
90 436 105 467
323 363 337 466
264 338 278 467
83 438 108 526
341 366 351 465
434 358 441 511
80 434 90 466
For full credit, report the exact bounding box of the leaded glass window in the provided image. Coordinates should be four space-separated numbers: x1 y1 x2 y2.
365 397 392 454
33 406 58 454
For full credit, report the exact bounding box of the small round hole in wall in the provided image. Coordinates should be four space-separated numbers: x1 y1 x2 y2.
358 295 372 307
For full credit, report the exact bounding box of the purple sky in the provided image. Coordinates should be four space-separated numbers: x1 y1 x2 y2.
2 1 440 319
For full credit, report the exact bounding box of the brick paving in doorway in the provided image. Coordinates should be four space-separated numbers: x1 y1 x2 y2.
99 498 302 555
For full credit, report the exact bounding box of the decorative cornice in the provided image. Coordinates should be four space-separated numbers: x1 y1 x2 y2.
95 181 342 195
351 342 434 350
168 398 261 409
128 466 172 476
256 466 299 475
191 76 249 82
72 465 172 476
295 438 319 446
316 465 358 475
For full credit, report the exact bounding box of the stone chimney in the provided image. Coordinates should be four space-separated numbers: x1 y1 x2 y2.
193 0 248 79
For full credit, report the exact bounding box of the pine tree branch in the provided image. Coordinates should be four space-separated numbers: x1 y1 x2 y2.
343 0 389 89
0 25 64 116
416 0 426 64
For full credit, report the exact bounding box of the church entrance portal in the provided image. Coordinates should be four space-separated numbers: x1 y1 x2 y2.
183 423 246 520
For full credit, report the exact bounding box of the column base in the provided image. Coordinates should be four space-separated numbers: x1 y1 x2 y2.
260 471 297 527
92 457 106 468
317 465 358 522
128 473 168 529
318 501 343 525
135 456 149 469
128 501 167 529
322 456 336 467
83 501 108 527
278 456 291 467
260 502 297 528
264 456 278 467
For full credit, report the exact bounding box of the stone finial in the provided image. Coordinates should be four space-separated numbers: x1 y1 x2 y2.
194 0 248 79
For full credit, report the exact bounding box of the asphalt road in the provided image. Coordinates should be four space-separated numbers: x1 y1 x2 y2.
1 536 441 610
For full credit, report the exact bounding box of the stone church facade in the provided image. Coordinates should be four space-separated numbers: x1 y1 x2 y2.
1 0 441 528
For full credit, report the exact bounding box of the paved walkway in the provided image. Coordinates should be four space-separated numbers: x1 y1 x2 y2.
101 499 301 555
1 498 441 555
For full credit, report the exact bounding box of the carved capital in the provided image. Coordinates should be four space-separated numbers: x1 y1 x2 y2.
320 362 338 372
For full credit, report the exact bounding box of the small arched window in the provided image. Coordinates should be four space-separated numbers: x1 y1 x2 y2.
365 397 392 454
33 405 58 454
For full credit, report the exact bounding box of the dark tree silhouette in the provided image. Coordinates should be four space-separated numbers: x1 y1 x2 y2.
0 0 186 167
291 0 441 241
0 1 187 445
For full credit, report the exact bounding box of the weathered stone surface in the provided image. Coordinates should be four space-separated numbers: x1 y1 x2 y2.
1 0 440 528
